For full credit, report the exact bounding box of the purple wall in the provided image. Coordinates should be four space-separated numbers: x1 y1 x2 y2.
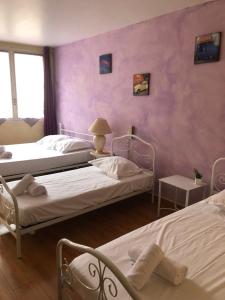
54 0 225 181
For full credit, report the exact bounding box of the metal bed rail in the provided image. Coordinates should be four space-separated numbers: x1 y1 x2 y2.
57 238 141 300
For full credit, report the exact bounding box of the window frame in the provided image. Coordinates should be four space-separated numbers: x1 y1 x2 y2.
0 42 44 119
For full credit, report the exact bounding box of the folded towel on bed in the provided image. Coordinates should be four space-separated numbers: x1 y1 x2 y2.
128 247 188 286
0 151 12 159
127 243 164 290
12 174 34 196
27 182 47 197
0 146 5 153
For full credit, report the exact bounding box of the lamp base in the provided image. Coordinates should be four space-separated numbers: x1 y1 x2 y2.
93 135 106 153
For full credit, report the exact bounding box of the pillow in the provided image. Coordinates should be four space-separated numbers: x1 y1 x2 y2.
36 134 69 150
207 189 225 206
89 156 142 179
55 138 92 153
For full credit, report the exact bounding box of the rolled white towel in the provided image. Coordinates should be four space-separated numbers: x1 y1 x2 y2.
0 151 12 159
12 174 34 196
127 243 164 290
27 182 47 197
0 146 5 153
129 247 188 286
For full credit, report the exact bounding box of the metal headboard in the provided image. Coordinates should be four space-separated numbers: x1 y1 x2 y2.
57 238 141 300
58 123 93 142
111 134 155 175
210 157 225 195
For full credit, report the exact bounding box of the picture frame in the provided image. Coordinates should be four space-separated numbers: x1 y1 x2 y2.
133 73 150 96
194 32 221 64
99 53 112 74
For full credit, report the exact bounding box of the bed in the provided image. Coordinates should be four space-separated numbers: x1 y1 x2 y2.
0 125 93 180
0 134 155 258
57 157 225 300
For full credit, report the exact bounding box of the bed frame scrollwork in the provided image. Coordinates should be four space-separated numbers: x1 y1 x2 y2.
57 239 141 300
210 157 225 195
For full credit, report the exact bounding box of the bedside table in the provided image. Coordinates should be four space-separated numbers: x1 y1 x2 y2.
90 151 111 159
158 175 207 217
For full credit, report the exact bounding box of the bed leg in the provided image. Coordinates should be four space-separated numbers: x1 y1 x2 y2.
151 185 155 204
57 241 63 300
16 231 22 259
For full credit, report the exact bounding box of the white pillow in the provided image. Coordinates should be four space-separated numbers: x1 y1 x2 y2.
89 156 142 179
55 138 92 153
207 189 225 206
37 134 69 149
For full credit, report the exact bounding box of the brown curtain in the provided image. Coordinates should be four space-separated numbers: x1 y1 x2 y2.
43 47 57 135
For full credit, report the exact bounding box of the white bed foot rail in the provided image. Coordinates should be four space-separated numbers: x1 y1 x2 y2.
57 238 141 300
0 175 22 258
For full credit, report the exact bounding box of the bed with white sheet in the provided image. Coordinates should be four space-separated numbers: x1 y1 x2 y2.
0 126 93 179
57 157 225 300
0 134 155 258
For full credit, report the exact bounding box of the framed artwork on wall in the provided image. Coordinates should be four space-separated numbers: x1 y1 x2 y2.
194 32 221 64
133 73 150 96
99 54 112 74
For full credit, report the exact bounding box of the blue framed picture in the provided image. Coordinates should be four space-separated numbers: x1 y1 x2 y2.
99 54 112 74
194 32 221 64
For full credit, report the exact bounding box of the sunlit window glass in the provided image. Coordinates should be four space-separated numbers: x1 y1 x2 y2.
15 53 44 118
0 52 13 118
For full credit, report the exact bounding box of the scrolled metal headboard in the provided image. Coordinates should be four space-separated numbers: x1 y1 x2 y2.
210 157 225 195
111 134 155 175
57 238 141 300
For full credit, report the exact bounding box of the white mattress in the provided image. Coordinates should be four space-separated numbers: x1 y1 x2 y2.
70 199 225 300
0 143 92 177
1 166 153 226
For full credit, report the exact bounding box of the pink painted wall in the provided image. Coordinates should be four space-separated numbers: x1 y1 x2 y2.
54 0 225 181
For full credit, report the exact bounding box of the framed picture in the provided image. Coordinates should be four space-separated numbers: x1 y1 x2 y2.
194 32 221 64
99 54 112 74
133 73 150 96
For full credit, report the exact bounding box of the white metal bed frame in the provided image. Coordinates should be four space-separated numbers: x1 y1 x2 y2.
2 124 93 180
56 156 225 300
0 134 155 258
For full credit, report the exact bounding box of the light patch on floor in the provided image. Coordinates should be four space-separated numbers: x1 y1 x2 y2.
0 225 9 236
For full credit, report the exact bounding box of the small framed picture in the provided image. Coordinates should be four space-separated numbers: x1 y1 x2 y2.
133 73 150 96
99 54 112 74
194 32 221 64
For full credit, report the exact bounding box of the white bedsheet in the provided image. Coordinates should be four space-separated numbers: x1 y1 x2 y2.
70 200 225 300
0 143 92 177
2 167 153 226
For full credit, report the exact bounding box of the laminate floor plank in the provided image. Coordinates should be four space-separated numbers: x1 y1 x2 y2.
0 269 16 300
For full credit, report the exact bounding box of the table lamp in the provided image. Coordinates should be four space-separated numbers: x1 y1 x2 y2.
88 118 112 153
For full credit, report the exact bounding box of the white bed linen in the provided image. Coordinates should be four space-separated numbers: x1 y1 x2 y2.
2 167 153 226
0 143 92 177
70 200 225 300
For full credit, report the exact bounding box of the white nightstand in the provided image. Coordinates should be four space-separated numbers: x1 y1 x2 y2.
90 151 111 159
158 175 207 217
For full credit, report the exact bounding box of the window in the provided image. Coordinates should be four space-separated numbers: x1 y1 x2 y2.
0 44 44 119
15 54 44 118
0 52 13 118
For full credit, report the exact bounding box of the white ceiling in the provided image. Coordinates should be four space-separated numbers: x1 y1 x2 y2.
0 0 212 46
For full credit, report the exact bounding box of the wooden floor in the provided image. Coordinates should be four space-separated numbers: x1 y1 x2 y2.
0 194 171 300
